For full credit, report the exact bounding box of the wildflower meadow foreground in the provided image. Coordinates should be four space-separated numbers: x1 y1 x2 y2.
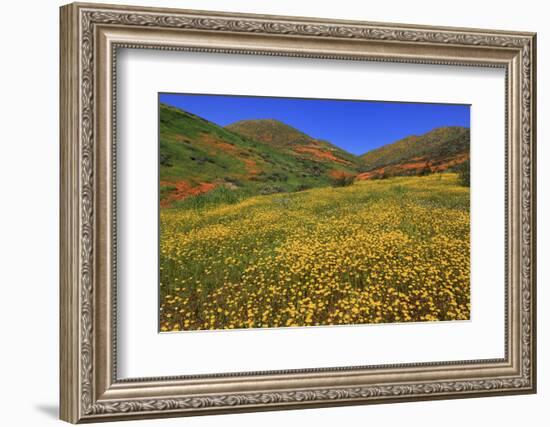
160 173 470 331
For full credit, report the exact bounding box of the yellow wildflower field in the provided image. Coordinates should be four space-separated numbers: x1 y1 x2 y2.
160 173 470 332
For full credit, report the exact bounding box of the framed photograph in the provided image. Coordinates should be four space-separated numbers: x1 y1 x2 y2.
60 2 537 423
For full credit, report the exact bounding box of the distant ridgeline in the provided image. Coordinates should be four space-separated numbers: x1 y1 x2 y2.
357 126 470 179
159 103 470 207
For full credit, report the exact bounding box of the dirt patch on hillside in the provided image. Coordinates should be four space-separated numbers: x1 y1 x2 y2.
328 170 351 178
199 134 240 155
242 158 260 176
199 133 263 177
160 180 217 207
356 154 469 180
431 153 469 171
294 145 351 165
356 170 381 180
400 160 431 170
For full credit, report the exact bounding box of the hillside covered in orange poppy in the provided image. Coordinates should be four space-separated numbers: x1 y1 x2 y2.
159 103 469 208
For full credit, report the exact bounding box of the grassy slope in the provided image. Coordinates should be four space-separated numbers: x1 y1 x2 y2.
359 126 470 172
160 173 470 331
160 103 470 209
160 104 360 205
226 118 359 166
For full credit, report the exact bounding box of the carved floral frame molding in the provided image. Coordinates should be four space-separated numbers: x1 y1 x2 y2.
60 2 536 423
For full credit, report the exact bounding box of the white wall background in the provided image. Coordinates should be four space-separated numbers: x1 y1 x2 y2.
0 0 545 426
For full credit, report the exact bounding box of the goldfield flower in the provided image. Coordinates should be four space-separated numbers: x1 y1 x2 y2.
160 174 470 331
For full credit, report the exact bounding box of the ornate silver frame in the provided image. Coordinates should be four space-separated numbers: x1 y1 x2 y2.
60 2 537 423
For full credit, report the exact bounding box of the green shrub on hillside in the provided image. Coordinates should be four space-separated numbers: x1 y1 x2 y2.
260 184 285 195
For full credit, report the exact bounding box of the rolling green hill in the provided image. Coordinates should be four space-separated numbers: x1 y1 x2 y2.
226 119 359 166
159 103 470 206
358 126 469 179
159 103 360 207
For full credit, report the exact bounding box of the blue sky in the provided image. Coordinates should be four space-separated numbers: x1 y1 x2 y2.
159 93 470 155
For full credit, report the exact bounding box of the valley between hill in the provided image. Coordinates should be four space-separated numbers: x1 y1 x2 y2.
159 103 470 207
